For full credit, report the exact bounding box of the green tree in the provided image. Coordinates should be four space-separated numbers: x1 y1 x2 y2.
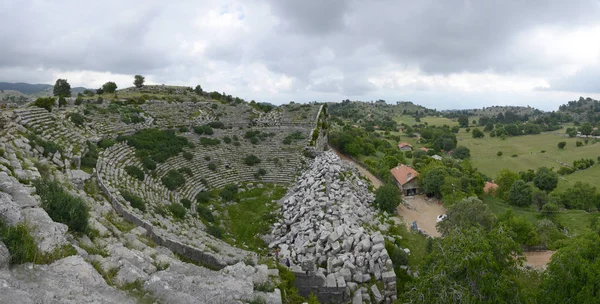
533 167 558 192
553 181 599 211
532 188 548 210
53 79 71 97
557 141 566 149
102 81 117 93
497 210 538 246
458 115 469 127
33 97 55 112
134 75 145 88
471 128 485 138
508 180 532 207
580 123 593 136
453 146 471 159
495 169 520 201
407 227 525 303
420 166 449 198
437 197 496 236
194 85 203 95
540 233 600 303
373 183 401 213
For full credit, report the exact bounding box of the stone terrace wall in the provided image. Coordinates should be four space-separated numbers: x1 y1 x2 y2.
95 170 229 269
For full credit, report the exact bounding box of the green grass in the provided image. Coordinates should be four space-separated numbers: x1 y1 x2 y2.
221 184 286 253
456 132 600 178
482 195 593 236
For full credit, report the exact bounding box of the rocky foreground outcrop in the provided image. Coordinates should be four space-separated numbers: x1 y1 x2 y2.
0 127 282 304
268 151 397 303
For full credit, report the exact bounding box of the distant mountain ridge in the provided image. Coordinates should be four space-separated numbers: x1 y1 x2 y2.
0 82 89 95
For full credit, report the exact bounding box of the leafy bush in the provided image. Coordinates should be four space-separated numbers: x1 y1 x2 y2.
194 125 213 135
179 126 189 133
125 165 145 181
180 198 192 209
142 156 157 170
34 179 89 234
183 152 193 161
206 225 223 239
197 206 214 222
497 151 503 157
208 121 225 129
557 141 566 149
97 138 116 149
120 128 190 163
168 203 187 220
33 97 55 111
557 166 574 175
576 141 583 147
121 190 146 212
223 136 232 144
26 133 62 157
208 162 217 171
81 141 99 169
178 167 193 176
199 137 221 146
573 158 595 170
69 113 85 126
161 170 186 190
0 220 38 265
196 191 211 204
244 154 261 166
220 184 238 201
283 131 305 145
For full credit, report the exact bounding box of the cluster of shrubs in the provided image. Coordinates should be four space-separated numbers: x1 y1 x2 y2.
81 141 99 170
244 154 261 166
34 179 89 234
282 131 305 145
161 169 186 190
177 167 193 177
26 133 62 157
194 125 213 135
121 190 147 212
183 151 193 160
118 128 190 164
573 158 595 170
223 135 241 146
254 168 267 179
244 130 275 144
68 113 85 126
168 202 187 220
125 165 145 181
199 137 221 146
220 183 239 201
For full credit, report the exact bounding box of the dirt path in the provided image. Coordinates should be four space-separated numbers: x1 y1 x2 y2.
524 251 555 269
329 146 383 189
397 195 446 237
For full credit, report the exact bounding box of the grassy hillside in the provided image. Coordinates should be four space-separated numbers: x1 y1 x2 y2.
456 131 600 178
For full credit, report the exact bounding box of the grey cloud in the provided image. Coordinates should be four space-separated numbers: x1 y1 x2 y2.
267 0 349 35
541 67 600 93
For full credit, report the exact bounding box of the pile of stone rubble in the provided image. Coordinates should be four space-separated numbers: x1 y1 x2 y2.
269 151 397 303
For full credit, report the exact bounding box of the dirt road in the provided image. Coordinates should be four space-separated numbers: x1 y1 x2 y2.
524 251 555 269
397 195 446 237
330 146 383 189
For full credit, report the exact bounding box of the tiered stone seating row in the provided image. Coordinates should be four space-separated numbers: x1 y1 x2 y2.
13 107 92 154
141 101 215 128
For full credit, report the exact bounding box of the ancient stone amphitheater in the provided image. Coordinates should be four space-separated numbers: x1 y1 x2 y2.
0 88 401 304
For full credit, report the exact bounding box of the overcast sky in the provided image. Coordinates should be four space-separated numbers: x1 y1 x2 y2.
2 0 600 110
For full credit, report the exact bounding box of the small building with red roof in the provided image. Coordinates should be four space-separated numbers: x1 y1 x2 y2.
397 142 413 152
390 164 420 196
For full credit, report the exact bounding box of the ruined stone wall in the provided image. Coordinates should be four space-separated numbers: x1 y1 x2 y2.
95 171 226 270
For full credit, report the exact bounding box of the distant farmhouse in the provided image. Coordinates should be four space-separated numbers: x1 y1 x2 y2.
397 142 413 152
390 164 420 196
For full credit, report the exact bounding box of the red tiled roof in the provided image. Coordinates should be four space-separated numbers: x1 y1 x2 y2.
419 147 429 152
397 142 412 148
484 181 498 193
390 165 419 186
